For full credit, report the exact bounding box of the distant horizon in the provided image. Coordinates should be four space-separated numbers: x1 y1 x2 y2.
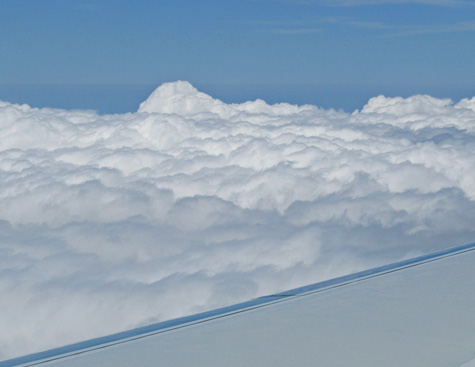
1 82 473 114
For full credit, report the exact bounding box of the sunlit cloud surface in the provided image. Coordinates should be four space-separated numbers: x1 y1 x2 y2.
1 81 474 359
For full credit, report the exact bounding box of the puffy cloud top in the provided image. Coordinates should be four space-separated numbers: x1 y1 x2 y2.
361 94 452 115
1 82 474 360
138 81 227 115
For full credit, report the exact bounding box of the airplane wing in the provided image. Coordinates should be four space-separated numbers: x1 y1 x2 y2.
2 242 475 367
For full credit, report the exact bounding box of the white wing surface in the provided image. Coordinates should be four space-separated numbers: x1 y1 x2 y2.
2 242 475 367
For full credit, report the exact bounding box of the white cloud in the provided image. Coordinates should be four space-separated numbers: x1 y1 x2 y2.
1 81 474 360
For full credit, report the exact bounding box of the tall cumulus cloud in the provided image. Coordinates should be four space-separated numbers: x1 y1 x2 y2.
1 81 474 359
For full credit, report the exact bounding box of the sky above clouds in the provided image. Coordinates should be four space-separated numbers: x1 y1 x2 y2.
0 0 474 111
0 0 474 362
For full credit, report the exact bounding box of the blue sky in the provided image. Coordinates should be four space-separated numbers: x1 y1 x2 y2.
0 0 474 111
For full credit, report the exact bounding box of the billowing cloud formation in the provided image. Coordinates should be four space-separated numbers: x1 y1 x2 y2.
1 81 474 360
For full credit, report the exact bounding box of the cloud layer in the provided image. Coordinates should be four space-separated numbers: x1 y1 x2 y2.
1 81 474 360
